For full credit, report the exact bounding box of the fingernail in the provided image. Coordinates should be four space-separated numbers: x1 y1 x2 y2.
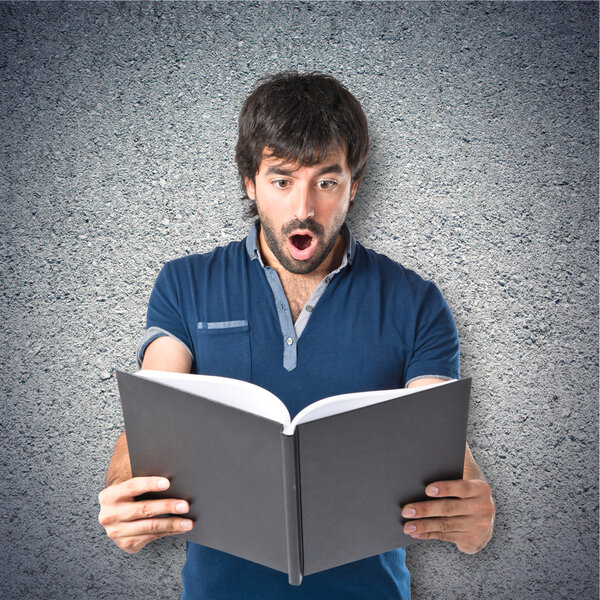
427 486 439 496
157 478 169 490
411 533 422 538
403 507 416 518
180 519 193 530
175 502 188 514
404 524 417 533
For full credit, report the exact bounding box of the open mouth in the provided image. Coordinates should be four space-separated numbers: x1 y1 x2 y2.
287 231 317 261
290 234 313 251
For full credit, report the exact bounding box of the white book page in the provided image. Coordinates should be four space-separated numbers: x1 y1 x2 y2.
284 379 455 435
135 370 291 427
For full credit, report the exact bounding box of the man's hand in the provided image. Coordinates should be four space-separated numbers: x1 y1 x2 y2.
403 378 495 553
98 476 194 554
98 336 194 553
401 478 495 554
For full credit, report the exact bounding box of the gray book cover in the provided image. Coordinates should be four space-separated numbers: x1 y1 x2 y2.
117 372 471 585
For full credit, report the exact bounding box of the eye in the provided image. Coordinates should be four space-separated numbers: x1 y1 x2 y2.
317 180 337 190
273 179 291 189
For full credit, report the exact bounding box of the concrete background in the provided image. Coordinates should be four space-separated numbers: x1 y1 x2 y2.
1 1 597 598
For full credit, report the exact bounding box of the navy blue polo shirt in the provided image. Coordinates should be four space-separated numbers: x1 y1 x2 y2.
137 223 460 600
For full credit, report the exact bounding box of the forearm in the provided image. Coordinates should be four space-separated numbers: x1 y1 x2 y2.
105 430 132 487
463 442 485 481
98 337 195 553
104 337 190 488
407 379 486 483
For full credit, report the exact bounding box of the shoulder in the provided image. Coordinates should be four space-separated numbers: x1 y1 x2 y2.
354 242 442 301
150 239 249 301
162 238 248 276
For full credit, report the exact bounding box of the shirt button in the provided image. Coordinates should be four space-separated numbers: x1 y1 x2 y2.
286 337 293 346
306 305 313 313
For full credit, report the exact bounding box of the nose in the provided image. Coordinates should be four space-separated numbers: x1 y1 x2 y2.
293 184 315 221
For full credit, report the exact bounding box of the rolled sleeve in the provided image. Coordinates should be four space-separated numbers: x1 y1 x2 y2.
404 281 460 385
137 262 194 368
136 326 193 368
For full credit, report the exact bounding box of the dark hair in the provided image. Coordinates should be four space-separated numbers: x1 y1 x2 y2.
235 71 369 217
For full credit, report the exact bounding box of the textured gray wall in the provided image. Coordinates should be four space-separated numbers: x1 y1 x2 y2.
1 2 597 598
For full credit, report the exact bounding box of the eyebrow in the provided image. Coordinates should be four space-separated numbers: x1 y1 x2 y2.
264 163 345 177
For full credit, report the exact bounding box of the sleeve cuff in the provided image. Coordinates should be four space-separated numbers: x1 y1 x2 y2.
136 326 193 369
405 362 460 387
405 374 455 387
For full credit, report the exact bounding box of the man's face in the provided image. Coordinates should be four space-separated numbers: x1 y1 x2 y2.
244 148 358 275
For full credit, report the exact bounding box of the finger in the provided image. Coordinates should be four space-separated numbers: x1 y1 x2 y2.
403 516 471 536
124 498 190 522
423 479 488 500
402 497 479 519
408 530 485 554
408 530 457 543
106 515 194 541
118 531 180 554
101 477 170 502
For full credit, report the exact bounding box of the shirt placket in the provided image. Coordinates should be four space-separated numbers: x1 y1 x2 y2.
263 266 298 372
246 222 356 373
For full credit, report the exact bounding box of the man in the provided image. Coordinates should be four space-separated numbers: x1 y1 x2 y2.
98 72 494 599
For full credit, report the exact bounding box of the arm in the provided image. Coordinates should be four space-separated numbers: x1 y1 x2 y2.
98 336 194 553
401 377 495 554
104 335 192 488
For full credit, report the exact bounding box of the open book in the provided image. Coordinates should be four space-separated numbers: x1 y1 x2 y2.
117 370 471 585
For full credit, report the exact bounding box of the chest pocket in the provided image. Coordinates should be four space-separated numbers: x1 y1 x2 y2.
195 320 251 382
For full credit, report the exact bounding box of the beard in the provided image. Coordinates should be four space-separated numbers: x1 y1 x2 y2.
257 209 347 275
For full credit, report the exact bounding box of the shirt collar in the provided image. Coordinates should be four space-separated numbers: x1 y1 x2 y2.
246 221 357 267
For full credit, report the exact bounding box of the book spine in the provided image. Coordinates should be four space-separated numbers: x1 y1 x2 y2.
281 433 303 586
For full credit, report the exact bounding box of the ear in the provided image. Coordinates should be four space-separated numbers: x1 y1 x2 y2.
244 177 256 201
350 180 359 202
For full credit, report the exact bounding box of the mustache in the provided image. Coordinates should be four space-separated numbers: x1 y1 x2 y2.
282 218 325 237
